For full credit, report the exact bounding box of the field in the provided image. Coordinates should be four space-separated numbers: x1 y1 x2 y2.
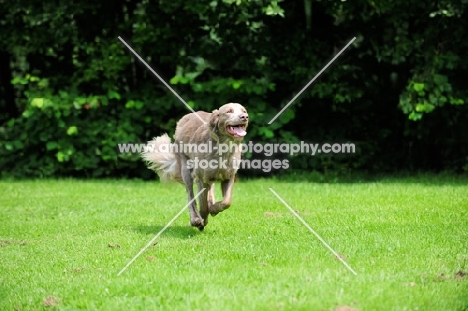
1 176 467 310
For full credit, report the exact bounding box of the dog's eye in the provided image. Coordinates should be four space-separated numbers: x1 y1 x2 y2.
227 109 233 113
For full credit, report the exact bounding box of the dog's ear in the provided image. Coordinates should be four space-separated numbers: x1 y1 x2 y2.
209 109 220 142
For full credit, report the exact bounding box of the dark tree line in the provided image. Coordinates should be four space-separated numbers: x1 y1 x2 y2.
0 0 467 178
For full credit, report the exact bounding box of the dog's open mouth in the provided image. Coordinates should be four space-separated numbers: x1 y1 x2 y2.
226 124 247 138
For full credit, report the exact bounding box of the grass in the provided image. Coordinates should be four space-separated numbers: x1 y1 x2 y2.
0 176 467 310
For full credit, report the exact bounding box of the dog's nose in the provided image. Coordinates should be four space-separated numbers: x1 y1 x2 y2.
239 113 249 121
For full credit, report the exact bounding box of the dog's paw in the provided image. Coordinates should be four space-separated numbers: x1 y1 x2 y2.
200 215 209 226
209 202 228 216
190 217 205 230
208 203 219 216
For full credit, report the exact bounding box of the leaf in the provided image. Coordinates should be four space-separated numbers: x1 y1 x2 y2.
100 97 109 106
449 98 465 105
264 2 285 17
179 77 190 84
433 74 448 85
409 111 422 121
108 90 121 100
57 151 65 162
135 101 144 109
67 126 78 136
169 76 179 85
192 83 203 92
232 81 242 89
260 127 274 138
125 100 135 109
30 98 44 108
59 90 68 98
38 79 49 88
424 103 435 112
185 72 200 80
413 83 424 92
13 140 24 149
11 77 28 85
75 98 87 105
279 109 295 124
46 141 59 150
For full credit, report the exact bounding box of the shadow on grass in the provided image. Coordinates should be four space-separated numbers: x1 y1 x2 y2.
133 225 202 239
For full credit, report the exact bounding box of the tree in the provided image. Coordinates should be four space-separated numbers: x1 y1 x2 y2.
0 0 467 177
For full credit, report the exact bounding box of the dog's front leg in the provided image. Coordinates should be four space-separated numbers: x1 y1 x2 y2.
209 176 235 216
197 180 212 229
179 155 204 230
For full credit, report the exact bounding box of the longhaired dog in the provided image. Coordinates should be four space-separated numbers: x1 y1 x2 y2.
142 103 248 230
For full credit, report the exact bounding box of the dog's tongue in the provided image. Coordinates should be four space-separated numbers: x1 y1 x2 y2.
231 126 247 137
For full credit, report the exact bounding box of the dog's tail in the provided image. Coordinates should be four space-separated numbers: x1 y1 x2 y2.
141 134 182 183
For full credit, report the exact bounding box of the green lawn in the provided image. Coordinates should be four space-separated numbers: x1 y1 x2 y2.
1 176 467 310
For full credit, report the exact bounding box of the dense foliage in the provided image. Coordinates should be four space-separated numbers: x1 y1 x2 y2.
0 0 467 178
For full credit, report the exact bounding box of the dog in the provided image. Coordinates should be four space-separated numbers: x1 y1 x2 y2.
142 103 249 231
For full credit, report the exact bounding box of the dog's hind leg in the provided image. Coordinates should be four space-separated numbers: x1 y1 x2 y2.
179 155 204 230
207 183 215 209
209 176 234 216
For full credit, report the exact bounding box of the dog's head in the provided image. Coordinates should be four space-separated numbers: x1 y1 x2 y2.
210 103 248 142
